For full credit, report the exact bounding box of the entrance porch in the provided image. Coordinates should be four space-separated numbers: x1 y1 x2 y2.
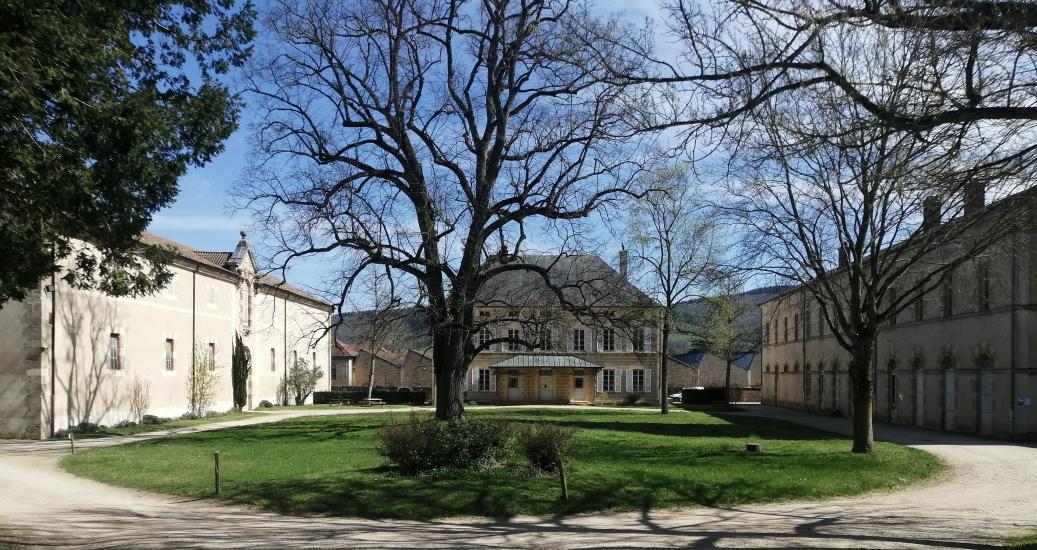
486 355 601 404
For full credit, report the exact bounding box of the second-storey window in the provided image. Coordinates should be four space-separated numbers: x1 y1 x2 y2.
164 339 175 371
572 328 586 351
602 328 616 351
478 327 492 347
270 348 276 372
633 329 645 352
507 329 521 351
109 333 122 370
793 313 799 341
207 343 216 371
541 328 553 350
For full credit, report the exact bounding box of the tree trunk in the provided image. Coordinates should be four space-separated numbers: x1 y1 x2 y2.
367 351 376 400
849 334 877 453
660 319 670 414
724 356 733 408
433 326 467 420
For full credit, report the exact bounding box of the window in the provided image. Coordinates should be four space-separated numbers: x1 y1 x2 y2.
270 348 276 372
207 342 216 371
164 339 174 371
109 334 121 370
631 369 646 392
764 323 770 345
477 369 491 391
507 329 521 351
914 291 924 322
633 329 645 352
978 263 991 311
478 327 492 347
783 317 788 341
331 366 338 380
602 369 616 392
804 309 812 339
889 285 899 326
889 372 898 411
541 328 553 350
602 328 616 351
804 365 812 397
572 328 586 351
313 351 317 368
292 350 298 366
943 272 954 317
207 285 218 305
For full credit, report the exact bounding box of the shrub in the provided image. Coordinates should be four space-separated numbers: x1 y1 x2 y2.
179 412 201 421
624 394 640 406
258 400 274 408
140 414 162 425
517 423 576 473
76 422 99 433
114 420 137 428
377 414 511 474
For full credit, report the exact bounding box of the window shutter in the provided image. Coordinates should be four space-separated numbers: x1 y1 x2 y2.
465 368 472 390
645 368 653 392
490 370 497 392
596 370 604 392
624 331 633 352
644 327 653 352
499 328 506 352
625 369 634 392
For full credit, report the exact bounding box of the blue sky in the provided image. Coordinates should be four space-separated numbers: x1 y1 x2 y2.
147 1 670 295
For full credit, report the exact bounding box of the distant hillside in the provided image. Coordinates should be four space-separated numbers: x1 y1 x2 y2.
668 285 793 353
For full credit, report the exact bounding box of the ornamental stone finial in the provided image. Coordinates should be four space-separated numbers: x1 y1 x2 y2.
240 228 248 239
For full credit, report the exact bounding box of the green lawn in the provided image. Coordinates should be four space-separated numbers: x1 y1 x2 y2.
61 408 942 519
66 411 259 438
1002 532 1037 549
261 404 418 411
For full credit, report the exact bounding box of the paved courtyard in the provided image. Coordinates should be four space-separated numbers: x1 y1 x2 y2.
0 405 1034 549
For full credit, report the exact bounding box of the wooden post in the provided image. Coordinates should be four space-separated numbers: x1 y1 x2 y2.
214 451 221 496
557 459 569 501
68 431 75 454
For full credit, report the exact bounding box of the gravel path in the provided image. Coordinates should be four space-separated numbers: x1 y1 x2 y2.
0 405 1034 549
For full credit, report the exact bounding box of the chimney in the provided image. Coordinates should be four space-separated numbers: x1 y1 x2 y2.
964 181 985 216
837 242 848 268
922 196 941 230
619 247 629 279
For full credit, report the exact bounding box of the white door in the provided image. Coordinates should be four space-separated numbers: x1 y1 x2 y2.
944 370 956 431
980 372 994 435
915 370 925 427
538 373 554 401
572 376 585 401
507 375 520 401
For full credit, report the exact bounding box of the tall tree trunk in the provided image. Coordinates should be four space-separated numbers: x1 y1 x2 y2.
433 325 467 420
849 334 877 453
367 351 376 400
660 318 670 414
724 355 733 408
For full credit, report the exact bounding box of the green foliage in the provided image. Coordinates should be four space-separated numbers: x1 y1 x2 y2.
63 409 944 519
286 358 324 405
0 0 255 304
231 333 249 410
377 414 512 474
516 423 576 473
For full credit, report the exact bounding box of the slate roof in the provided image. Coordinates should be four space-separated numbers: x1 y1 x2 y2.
139 231 329 307
475 254 657 309
488 354 603 369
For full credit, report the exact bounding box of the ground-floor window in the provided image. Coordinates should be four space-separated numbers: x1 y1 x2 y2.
602 369 616 392
164 338 175 371
508 375 519 389
631 369 645 392
331 366 338 380
889 373 898 411
478 368 491 391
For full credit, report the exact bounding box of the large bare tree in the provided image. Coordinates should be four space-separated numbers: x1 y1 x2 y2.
239 0 654 419
625 166 719 413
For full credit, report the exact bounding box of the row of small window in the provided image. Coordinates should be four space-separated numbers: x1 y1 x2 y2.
764 267 997 346
106 334 315 372
476 327 651 352
468 368 651 392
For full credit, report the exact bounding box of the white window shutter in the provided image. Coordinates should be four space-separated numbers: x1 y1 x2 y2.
645 368 652 391
624 331 633 352
596 370 604 392
465 368 472 390
625 369 634 392
499 328 506 352
490 370 497 392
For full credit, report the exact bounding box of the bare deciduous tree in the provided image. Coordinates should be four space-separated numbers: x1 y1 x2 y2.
625 166 719 413
240 0 655 419
688 276 759 407
129 376 151 423
186 341 220 416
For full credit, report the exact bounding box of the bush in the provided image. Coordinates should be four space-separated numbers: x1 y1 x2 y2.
314 389 426 405
517 423 576 473
258 400 274 408
114 420 137 428
76 422 99 433
624 394 640 406
140 415 163 425
377 414 511 474
179 412 201 421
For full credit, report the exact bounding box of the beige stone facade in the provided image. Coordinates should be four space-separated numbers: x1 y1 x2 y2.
0 232 331 439
761 236 1037 440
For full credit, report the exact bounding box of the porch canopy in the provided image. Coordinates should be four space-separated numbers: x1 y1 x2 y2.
488 354 602 369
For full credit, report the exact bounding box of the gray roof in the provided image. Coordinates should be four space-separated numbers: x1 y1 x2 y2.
488 354 602 369
476 254 657 309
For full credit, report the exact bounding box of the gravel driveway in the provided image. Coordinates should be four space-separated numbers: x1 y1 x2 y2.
0 405 1034 549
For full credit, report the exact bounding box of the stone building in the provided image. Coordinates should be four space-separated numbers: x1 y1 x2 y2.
0 231 332 439
464 254 664 405
761 213 1037 440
